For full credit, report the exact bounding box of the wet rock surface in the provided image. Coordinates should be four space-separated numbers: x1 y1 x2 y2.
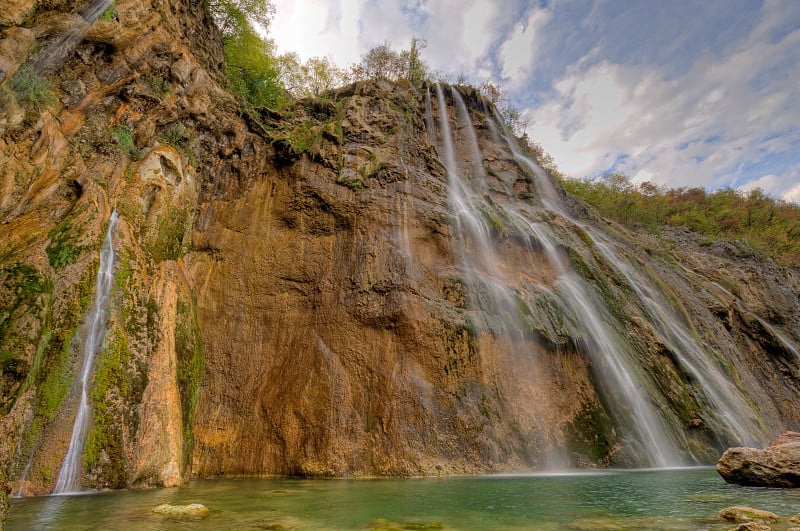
717 432 800 488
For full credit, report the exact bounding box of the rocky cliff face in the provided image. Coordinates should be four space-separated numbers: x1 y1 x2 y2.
1 0 799 497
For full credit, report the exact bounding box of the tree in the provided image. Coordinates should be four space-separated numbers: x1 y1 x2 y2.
206 0 275 35
302 57 347 97
206 0 285 108
360 42 403 81
399 37 427 85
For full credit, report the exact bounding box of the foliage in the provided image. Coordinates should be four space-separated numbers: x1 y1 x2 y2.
46 220 82 269
112 125 140 159
480 81 531 135
207 0 285 108
206 0 275 35
146 75 170 99
159 122 191 152
223 21 285 108
8 67 56 111
563 174 800 267
347 38 429 86
101 2 118 21
278 54 348 98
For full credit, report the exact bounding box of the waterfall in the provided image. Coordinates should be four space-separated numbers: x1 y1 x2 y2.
507 211 681 467
490 112 764 451
434 84 518 329
432 85 568 467
586 231 764 447
32 0 113 74
431 84 684 467
52 210 119 494
447 90 681 466
451 88 488 194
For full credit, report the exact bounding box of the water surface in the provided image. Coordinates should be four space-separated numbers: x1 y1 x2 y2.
8 468 800 530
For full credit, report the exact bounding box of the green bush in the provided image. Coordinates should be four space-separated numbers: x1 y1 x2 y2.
113 125 140 159
562 175 800 267
46 221 81 269
146 75 170 99
8 67 56 110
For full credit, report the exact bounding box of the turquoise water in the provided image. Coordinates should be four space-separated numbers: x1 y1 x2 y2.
7 468 800 530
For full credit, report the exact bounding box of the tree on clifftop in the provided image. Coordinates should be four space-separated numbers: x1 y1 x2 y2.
205 0 285 108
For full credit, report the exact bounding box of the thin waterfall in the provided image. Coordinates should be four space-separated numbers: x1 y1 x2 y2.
436 84 522 336
433 85 566 467
53 210 119 494
586 231 764 447
424 86 437 147
32 0 113 73
490 112 765 450
451 88 488 194
509 212 681 467
449 96 681 465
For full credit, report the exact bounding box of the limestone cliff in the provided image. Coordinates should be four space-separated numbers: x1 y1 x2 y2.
0 0 798 497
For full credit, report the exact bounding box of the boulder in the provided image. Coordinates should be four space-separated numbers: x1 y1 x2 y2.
152 503 210 518
717 431 800 487
716 506 779 523
728 523 772 531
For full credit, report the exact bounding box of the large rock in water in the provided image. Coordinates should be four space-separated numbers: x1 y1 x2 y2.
717 431 800 487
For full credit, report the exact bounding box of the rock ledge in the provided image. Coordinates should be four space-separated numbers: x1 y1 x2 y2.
716 431 800 488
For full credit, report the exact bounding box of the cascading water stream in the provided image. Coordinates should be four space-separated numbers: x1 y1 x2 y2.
586 232 764 446
490 110 766 450
52 210 119 494
507 212 680 467
433 84 519 330
32 0 113 74
430 85 568 467
449 88 680 466
451 89 488 194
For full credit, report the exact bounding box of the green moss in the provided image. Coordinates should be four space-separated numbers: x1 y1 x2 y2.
175 299 204 472
33 329 73 422
566 404 615 462
84 329 129 488
100 2 118 20
8 67 56 111
146 207 189 263
336 175 365 190
46 220 83 269
112 125 140 160
158 122 194 163
0 263 49 342
146 75 170 99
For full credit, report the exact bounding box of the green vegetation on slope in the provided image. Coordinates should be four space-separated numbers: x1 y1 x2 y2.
562 173 800 267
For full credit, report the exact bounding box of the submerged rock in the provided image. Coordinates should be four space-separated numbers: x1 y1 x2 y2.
717 431 800 488
152 503 210 518
728 523 773 531
716 506 779 524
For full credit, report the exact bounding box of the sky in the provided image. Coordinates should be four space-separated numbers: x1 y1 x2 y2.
270 0 800 202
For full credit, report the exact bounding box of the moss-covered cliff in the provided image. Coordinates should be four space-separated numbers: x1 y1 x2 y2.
0 0 798 509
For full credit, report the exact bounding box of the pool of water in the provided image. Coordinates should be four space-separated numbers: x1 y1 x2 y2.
7 468 800 530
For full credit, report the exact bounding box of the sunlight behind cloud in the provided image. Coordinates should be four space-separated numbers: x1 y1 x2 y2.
272 0 360 64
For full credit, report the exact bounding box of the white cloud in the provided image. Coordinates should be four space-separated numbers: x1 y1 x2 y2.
782 182 800 204
272 0 361 64
419 0 500 79
498 7 551 85
526 2 800 198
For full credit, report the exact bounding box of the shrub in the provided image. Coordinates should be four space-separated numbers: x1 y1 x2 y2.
8 67 56 111
112 125 140 159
